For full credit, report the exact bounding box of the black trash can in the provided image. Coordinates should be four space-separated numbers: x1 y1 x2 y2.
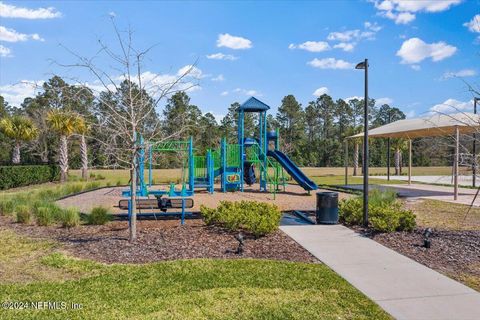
316 192 339 224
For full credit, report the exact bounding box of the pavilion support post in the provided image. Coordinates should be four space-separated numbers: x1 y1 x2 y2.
454 126 459 200
408 139 412 185
344 140 348 185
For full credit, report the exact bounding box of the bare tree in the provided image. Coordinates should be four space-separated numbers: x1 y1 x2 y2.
59 20 197 241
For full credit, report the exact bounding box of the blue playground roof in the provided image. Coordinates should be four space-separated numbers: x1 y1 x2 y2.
239 96 270 112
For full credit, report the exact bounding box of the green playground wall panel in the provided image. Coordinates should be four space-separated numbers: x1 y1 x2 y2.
226 144 241 167
194 155 207 178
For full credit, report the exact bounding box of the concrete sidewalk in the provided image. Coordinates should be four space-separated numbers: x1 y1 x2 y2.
281 224 480 320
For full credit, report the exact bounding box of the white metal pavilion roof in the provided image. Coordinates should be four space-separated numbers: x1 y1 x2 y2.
349 112 480 139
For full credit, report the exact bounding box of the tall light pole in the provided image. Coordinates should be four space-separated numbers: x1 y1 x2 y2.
356 59 369 227
474 97 479 187
387 110 391 181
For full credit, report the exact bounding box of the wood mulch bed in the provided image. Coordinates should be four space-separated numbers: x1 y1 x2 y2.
0 215 317 264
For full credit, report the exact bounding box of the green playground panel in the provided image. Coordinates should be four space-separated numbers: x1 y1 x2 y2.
194 155 207 178
226 144 241 167
151 140 191 151
212 148 221 170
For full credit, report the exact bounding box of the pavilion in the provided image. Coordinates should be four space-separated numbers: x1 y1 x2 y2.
346 112 480 200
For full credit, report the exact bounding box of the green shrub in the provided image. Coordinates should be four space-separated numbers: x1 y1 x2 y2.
339 190 416 233
201 200 281 237
15 205 32 224
58 208 80 228
397 209 416 232
0 200 16 216
0 165 59 190
95 174 106 180
35 207 55 226
116 180 122 186
87 207 112 225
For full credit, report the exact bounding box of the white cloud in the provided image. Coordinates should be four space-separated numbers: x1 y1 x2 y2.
288 41 330 52
313 87 329 97
376 97 394 106
216 33 252 50
430 98 473 114
333 42 355 52
344 96 363 102
442 69 477 80
211 74 225 82
394 12 416 24
405 110 416 118
220 91 229 96
108 11 116 17
0 25 44 42
396 37 457 64
0 1 61 19
464 14 480 33
326 23 381 51
0 44 12 57
308 58 354 70
177 65 205 79
233 88 261 96
0 80 44 106
364 21 382 32
374 0 461 25
206 52 238 61
110 65 203 97
411 64 421 71
327 30 360 42
377 0 462 13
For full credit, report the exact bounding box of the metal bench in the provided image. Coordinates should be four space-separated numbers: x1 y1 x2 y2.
118 196 194 225
118 198 194 210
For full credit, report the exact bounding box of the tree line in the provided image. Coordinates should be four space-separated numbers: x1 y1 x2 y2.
1 75 456 174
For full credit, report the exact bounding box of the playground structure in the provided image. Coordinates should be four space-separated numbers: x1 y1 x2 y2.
120 97 318 223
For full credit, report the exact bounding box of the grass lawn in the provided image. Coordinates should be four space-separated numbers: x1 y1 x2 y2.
312 175 406 187
0 230 391 320
407 199 480 231
66 166 455 187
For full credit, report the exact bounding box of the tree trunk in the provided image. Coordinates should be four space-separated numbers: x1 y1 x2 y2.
130 154 137 242
59 135 68 183
80 134 88 180
12 142 21 164
353 143 359 176
394 148 400 175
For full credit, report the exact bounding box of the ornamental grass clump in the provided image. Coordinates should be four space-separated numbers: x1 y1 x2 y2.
87 207 112 225
201 200 282 237
59 207 80 228
0 200 16 216
34 207 55 226
15 205 32 224
339 189 416 232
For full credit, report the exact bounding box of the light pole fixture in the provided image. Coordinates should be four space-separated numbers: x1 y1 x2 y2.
474 97 480 187
356 59 369 227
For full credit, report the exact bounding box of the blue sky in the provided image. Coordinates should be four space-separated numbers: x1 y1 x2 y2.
0 0 479 121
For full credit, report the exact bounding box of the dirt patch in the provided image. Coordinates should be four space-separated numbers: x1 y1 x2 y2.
356 226 480 292
0 215 317 264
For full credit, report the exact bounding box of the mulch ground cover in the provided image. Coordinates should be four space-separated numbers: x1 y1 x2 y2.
354 226 480 290
0 215 317 264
